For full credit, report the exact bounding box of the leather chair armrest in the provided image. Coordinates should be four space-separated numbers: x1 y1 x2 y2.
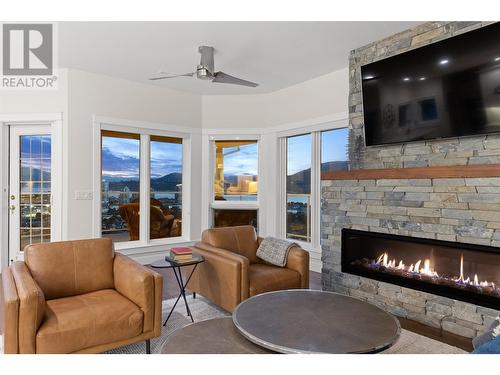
193 242 250 303
2 268 20 353
285 246 310 288
10 262 46 354
113 253 163 334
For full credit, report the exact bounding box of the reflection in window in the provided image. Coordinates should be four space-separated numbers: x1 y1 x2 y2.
321 128 349 173
286 134 311 242
101 131 140 242
214 140 258 201
213 209 258 230
419 98 438 122
150 136 183 239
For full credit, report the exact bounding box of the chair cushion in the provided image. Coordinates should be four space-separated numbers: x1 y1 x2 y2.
36 289 143 353
248 264 301 297
25 238 115 300
202 225 259 263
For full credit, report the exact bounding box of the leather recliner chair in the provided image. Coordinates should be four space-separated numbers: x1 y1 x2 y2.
1 238 163 354
187 225 309 312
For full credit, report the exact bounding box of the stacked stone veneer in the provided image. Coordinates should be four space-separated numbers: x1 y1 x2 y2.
321 21 500 339
321 177 500 338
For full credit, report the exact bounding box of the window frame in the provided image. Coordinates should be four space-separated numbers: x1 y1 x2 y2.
93 117 191 250
208 134 261 229
278 121 348 251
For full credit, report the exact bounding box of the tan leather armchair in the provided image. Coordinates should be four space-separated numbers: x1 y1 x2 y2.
187 226 309 312
1 238 163 354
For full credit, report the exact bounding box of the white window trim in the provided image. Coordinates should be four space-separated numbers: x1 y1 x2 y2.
0 113 64 268
92 116 192 250
278 119 348 254
205 134 261 230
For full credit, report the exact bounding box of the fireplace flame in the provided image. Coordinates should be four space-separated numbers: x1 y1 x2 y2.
373 251 495 289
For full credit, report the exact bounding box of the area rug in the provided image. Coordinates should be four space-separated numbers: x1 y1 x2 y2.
0 296 467 354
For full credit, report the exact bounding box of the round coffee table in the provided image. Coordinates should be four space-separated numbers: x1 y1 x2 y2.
233 290 401 354
161 318 274 354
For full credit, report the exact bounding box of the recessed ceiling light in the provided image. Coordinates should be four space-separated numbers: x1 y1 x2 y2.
403 77 410 81
364 75 374 80
495 57 500 62
419 77 426 81
439 59 449 65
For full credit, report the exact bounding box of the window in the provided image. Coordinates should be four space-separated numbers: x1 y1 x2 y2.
100 129 184 245
101 131 140 243
321 128 349 173
286 134 312 242
213 209 258 229
211 139 259 230
214 140 258 201
150 136 183 239
282 126 348 247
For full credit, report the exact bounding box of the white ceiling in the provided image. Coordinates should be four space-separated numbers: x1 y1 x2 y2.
59 21 421 95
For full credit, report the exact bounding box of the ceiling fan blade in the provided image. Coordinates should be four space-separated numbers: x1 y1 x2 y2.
199 46 214 74
149 72 195 81
212 72 259 87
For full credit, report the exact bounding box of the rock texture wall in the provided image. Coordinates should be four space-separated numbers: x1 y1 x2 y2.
322 21 500 339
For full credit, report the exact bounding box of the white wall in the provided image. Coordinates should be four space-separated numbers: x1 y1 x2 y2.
202 68 348 129
67 69 202 242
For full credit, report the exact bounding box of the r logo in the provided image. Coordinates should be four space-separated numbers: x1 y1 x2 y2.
2 24 53 76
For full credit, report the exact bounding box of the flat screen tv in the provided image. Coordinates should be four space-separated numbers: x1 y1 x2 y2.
361 23 500 146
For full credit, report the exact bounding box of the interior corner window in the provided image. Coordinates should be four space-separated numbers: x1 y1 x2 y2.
286 134 312 242
150 135 183 239
101 130 140 243
214 140 258 202
321 128 349 174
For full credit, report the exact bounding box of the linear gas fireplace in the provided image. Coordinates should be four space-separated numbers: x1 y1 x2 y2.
341 229 500 309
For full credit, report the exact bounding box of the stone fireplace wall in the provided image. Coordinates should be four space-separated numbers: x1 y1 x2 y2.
321 21 500 338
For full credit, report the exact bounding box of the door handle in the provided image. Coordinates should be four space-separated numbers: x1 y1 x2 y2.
9 205 15 212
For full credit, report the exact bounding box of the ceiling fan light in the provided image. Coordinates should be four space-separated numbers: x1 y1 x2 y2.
196 65 212 80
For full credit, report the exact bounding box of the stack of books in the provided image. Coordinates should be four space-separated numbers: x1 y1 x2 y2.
167 247 193 263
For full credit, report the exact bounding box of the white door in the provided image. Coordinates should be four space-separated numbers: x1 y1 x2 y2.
9 125 53 261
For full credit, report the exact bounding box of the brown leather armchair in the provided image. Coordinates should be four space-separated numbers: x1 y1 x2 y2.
187 226 309 312
1 238 163 354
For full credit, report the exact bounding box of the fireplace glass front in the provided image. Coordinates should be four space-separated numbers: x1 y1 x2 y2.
341 229 500 309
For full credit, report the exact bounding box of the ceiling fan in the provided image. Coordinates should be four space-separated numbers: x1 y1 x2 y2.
149 46 259 87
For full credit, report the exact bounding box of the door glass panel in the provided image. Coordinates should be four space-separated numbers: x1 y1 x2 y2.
19 135 51 251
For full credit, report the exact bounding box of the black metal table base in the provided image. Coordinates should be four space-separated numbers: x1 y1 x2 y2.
163 263 199 326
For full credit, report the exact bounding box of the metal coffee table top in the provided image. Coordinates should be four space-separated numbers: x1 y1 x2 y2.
161 317 273 354
233 290 401 354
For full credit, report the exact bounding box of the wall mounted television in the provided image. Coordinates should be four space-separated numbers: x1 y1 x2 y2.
361 22 500 146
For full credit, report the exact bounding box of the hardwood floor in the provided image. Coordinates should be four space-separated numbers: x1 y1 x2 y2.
0 269 473 353
398 317 473 352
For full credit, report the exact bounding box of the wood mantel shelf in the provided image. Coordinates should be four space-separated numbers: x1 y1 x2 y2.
321 164 500 180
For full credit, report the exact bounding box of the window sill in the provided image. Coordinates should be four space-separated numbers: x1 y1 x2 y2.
113 236 192 252
211 201 259 210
